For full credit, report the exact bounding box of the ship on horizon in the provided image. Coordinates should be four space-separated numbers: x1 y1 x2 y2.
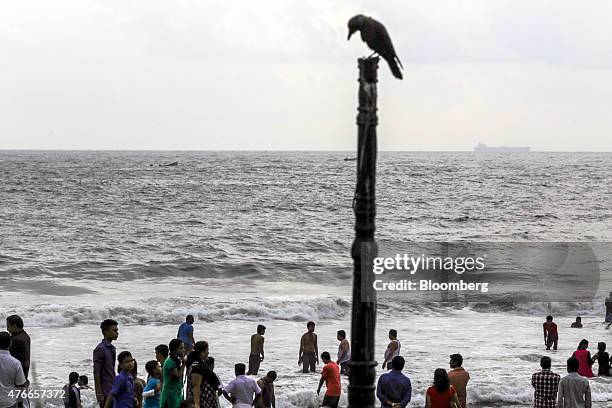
474 143 530 153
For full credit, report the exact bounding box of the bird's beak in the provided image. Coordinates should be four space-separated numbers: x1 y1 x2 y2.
347 29 355 41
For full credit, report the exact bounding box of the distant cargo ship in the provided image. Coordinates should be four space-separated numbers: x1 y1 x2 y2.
474 143 530 153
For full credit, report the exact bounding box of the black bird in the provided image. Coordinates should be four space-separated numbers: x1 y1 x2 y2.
347 14 403 79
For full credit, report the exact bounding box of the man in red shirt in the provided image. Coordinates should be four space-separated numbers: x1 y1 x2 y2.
543 315 558 351
317 352 341 408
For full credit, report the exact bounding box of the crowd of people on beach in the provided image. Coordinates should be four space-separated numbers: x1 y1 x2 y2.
531 345 611 408
0 315 469 408
542 314 612 378
536 314 612 408
1 310 611 408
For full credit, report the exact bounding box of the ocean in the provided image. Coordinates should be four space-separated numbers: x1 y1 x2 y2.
0 151 611 407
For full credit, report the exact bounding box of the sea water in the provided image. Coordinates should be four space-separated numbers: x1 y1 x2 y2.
1 151 611 407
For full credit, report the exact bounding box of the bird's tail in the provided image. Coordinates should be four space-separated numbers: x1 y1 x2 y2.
387 58 403 80
396 55 404 70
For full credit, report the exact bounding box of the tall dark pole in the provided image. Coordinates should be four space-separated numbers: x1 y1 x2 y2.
348 57 379 408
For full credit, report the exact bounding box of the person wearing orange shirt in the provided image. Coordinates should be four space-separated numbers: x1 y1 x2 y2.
317 352 341 408
448 354 470 408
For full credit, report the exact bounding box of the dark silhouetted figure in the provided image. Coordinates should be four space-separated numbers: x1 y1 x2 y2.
347 14 403 79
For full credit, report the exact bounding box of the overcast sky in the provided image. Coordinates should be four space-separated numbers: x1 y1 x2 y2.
1 0 611 151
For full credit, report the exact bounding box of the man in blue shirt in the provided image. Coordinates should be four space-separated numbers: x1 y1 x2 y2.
177 315 195 353
105 351 135 408
376 356 412 408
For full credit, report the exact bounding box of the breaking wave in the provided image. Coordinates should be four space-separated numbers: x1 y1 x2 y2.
2 294 606 329
0 296 352 328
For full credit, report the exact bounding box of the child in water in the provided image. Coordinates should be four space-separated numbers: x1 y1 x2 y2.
592 342 611 376
143 360 162 408
104 351 136 408
77 375 90 389
63 372 82 408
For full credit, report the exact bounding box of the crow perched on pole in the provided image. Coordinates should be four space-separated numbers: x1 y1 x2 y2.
348 14 403 80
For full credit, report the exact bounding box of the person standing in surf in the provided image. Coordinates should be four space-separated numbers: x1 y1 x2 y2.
177 316 195 354
105 351 138 408
0 331 28 408
317 352 341 408
93 319 119 408
448 354 469 408
223 363 261 408
160 339 186 408
425 369 461 408
605 292 612 323
154 344 169 388
186 341 220 408
543 316 558 351
6 315 30 382
591 342 610 377
255 371 276 408
63 372 83 408
247 325 266 375
531 356 560 408
131 360 146 408
6 315 31 408
155 345 169 367
142 360 162 408
336 330 351 376
104 351 136 408
298 322 318 373
376 356 412 408
556 357 591 408
382 329 401 370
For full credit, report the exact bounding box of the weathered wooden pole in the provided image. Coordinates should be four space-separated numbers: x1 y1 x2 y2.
348 57 379 408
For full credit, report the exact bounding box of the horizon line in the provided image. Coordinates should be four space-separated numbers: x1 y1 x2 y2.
0 148 611 153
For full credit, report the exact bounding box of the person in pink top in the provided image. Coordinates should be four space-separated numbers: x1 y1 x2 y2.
572 339 594 378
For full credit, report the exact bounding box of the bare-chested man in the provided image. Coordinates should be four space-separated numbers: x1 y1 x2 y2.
248 325 266 375
298 321 318 373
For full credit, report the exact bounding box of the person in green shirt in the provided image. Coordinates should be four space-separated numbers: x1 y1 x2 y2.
160 339 185 408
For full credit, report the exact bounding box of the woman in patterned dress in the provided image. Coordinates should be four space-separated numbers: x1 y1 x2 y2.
186 341 220 408
200 357 222 408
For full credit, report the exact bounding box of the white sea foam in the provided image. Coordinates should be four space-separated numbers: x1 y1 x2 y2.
0 295 351 328
2 295 608 329
19 304 612 408
276 390 321 408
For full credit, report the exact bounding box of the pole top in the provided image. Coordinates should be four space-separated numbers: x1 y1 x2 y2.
358 57 379 83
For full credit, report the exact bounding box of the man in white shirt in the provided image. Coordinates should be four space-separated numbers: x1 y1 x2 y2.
336 330 351 376
382 329 401 370
223 363 261 408
0 332 28 408
556 357 591 408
